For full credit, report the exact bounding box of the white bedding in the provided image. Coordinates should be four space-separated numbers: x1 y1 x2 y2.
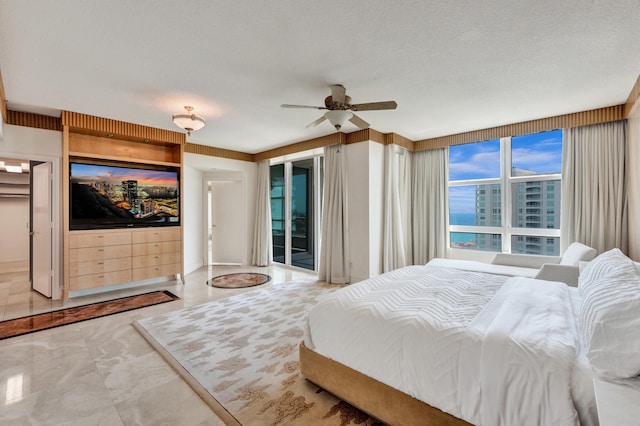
305 265 596 426
427 257 539 277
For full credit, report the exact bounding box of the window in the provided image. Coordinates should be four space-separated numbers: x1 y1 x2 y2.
449 130 562 255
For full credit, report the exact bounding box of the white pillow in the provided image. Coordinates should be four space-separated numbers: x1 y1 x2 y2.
579 248 640 379
560 242 597 266
579 248 631 296
578 261 590 274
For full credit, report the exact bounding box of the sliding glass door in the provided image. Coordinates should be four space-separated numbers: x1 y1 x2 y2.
291 159 314 269
270 157 322 271
270 164 285 264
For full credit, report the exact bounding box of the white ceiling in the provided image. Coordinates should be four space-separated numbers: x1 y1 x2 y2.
1 1 640 154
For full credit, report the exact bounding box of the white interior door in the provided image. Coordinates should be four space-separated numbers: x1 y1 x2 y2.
208 179 245 264
32 162 52 297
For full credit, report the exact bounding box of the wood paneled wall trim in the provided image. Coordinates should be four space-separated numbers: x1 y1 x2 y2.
384 132 414 151
415 105 625 151
345 128 384 145
184 143 254 162
0 67 6 123
61 111 185 145
253 132 345 162
625 74 640 117
7 110 62 131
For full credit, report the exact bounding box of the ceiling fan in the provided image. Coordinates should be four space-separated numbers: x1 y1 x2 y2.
281 84 397 131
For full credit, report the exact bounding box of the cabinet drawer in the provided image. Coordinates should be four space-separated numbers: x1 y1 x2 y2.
69 257 132 277
69 269 132 291
69 232 132 248
131 228 180 244
131 241 181 256
68 245 132 263
131 252 181 269
132 263 180 281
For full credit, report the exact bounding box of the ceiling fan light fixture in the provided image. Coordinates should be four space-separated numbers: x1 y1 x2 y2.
325 110 353 130
172 106 206 136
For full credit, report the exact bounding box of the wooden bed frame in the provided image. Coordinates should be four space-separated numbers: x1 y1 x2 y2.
299 342 471 426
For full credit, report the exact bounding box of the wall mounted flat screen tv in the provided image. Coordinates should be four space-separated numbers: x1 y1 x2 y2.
70 160 180 230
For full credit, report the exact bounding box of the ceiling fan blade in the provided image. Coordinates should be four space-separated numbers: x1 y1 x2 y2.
349 114 370 129
329 84 346 103
281 104 326 109
350 101 397 111
306 116 327 128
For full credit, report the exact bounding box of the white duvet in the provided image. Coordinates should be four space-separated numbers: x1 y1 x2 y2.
305 265 595 426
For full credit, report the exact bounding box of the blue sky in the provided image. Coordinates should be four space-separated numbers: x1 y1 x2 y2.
449 130 562 181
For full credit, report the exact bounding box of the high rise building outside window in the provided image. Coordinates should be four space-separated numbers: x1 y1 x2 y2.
448 130 562 255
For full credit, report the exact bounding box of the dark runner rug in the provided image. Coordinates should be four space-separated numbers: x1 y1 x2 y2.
206 272 271 289
0 290 179 340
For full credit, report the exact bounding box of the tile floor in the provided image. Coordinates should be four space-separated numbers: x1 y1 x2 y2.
0 262 318 425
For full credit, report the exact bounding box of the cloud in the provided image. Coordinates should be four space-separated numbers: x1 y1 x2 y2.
512 147 561 173
449 150 500 180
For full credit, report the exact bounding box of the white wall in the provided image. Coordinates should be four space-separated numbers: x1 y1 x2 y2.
0 124 62 158
0 171 30 262
367 142 385 277
0 198 29 262
183 164 204 274
183 153 257 274
346 141 384 282
346 142 370 282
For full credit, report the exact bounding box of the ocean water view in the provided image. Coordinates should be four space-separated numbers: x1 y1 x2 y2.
449 213 476 244
450 212 475 226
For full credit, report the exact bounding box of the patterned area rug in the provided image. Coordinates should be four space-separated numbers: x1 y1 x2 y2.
207 272 272 288
0 290 179 340
133 280 384 425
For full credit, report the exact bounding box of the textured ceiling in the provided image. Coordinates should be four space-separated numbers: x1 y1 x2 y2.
1 1 640 154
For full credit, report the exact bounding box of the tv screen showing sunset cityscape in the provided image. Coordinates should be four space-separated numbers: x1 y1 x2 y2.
70 162 179 227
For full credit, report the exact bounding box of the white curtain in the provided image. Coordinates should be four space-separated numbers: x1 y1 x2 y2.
382 144 412 272
251 160 273 266
412 148 449 264
561 120 627 254
318 144 350 284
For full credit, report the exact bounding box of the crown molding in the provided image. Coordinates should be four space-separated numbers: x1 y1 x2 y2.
61 111 185 145
7 110 62 131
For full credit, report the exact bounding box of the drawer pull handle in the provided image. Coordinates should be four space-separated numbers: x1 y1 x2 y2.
97 262 104 265
98 275 104 278
98 249 104 252
154 256 159 259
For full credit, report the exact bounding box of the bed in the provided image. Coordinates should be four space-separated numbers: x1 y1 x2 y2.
427 241 598 286
301 263 601 426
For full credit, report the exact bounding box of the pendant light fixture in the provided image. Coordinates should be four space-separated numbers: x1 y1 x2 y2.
172 106 206 136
